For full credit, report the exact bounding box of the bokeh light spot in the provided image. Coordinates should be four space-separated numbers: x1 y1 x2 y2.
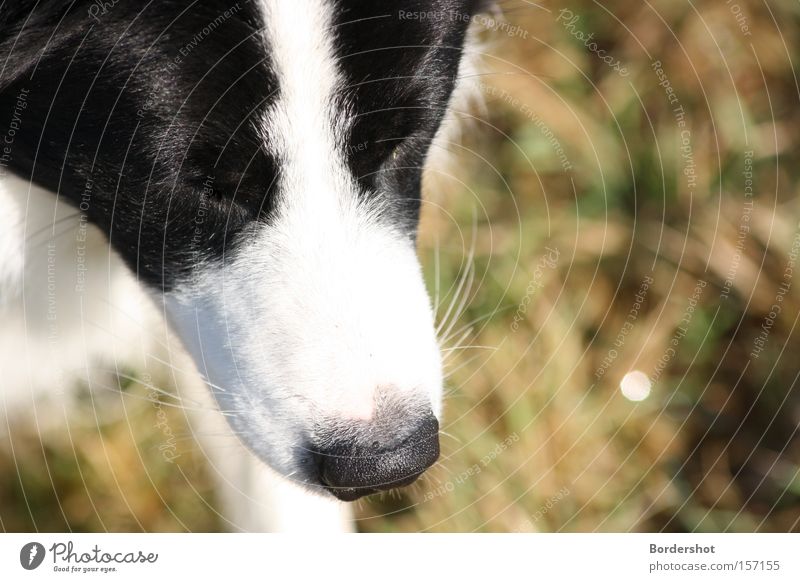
620 371 652 402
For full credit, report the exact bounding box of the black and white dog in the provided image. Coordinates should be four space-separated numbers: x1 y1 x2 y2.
0 0 481 531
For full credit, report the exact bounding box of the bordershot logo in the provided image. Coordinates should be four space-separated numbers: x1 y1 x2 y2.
20 542 46 570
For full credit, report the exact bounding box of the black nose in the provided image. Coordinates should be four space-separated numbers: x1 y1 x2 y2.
313 413 440 501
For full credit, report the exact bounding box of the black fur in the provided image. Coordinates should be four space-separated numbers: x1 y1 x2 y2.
0 0 479 290
332 0 478 228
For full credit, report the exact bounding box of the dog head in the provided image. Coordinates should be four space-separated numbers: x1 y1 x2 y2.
167 0 480 501
6 0 480 500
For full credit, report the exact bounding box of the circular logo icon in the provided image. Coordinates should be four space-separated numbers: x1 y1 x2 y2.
20 542 46 570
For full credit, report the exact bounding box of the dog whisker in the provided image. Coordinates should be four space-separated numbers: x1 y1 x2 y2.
436 214 478 342
443 353 485 380
437 429 462 444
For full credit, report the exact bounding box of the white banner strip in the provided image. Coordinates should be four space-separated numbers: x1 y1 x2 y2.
0 533 797 581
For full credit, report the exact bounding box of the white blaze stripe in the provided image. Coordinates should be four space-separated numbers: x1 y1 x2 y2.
260 0 351 212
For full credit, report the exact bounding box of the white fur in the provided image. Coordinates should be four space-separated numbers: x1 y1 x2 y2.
178 371 354 532
165 0 444 490
0 172 150 421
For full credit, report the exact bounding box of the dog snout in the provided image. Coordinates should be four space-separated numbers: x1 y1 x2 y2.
313 412 440 501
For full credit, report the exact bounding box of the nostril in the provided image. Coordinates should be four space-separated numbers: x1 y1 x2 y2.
313 412 440 501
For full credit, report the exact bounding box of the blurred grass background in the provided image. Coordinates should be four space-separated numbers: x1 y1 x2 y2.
2 0 800 532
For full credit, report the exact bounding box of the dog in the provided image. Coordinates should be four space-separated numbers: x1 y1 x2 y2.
0 0 482 531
